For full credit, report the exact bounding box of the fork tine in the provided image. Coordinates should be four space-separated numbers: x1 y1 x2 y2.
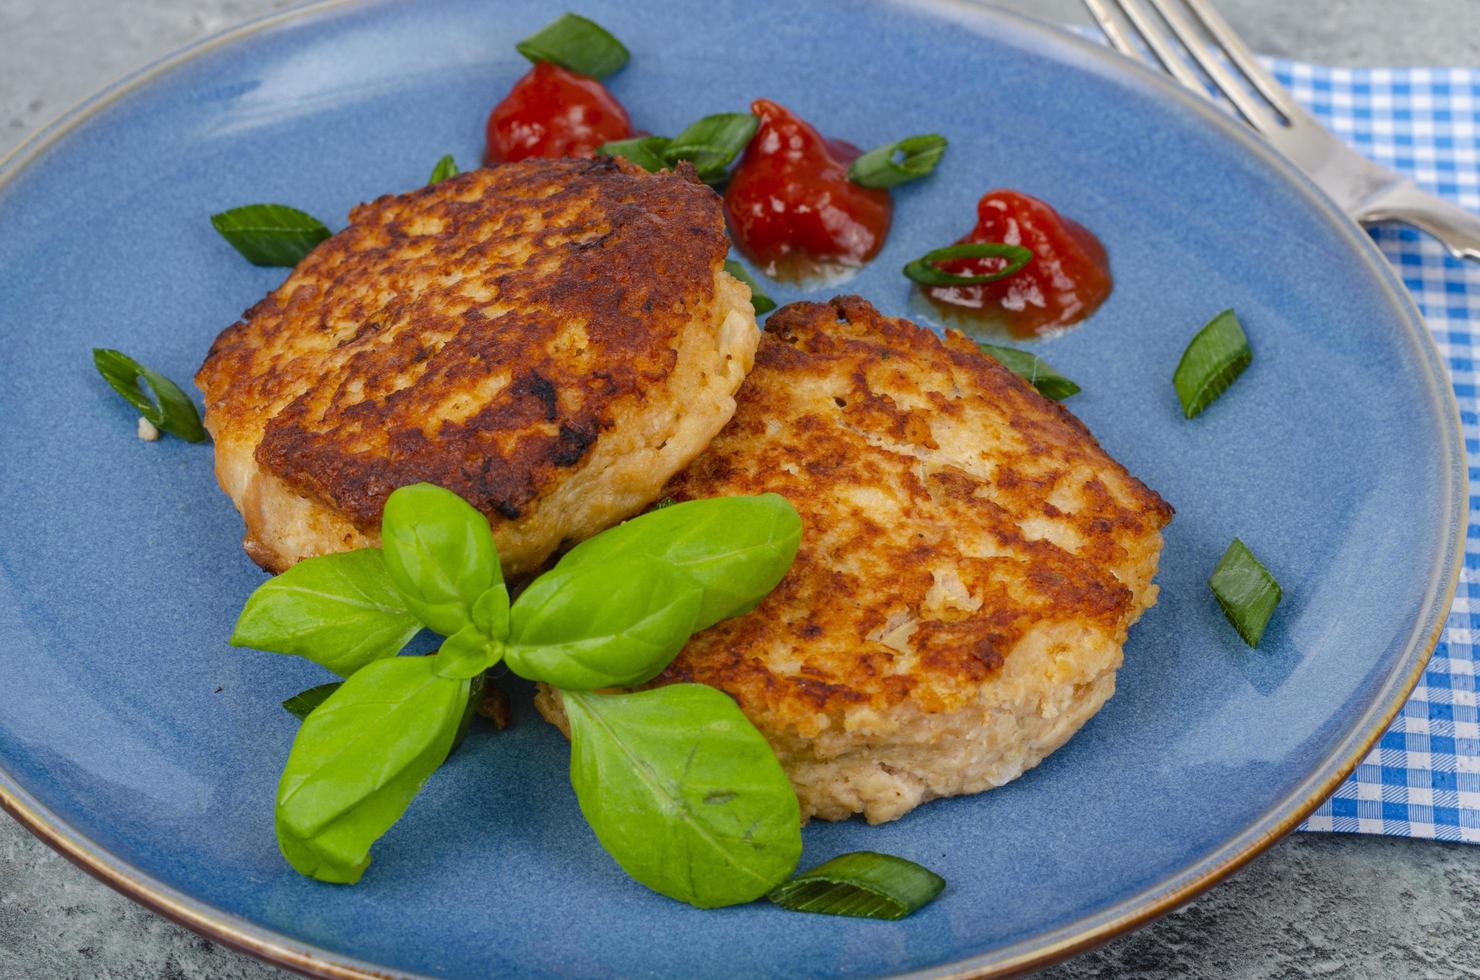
1179 0 1311 123
1081 0 1146 61
1142 0 1287 133
1106 0 1211 95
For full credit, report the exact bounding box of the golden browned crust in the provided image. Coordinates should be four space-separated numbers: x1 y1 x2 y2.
645 297 1172 818
197 157 756 574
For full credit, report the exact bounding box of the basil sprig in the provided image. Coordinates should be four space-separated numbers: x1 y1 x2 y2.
515 12 630 80
210 203 330 267
599 135 671 172
427 155 459 186
847 134 948 189
91 349 208 443
565 686 802 908
1173 308 1252 420
977 343 1080 401
598 113 759 184
233 484 803 900
724 260 777 315
903 242 1035 287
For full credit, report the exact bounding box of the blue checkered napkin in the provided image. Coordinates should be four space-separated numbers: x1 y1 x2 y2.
1259 61 1480 843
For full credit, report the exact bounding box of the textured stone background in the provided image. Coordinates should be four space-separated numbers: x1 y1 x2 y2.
3 1 1479 977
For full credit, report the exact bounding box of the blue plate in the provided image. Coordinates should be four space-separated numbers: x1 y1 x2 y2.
0 0 1463 976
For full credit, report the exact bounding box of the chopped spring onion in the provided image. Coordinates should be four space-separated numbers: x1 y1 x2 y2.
427 155 459 185
977 343 1080 401
515 13 630 80
1173 308 1251 419
1210 538 1282 647
282 682 342 721
662 113 759 183
768 851 945 920
848 134 948 189
902 242 1034 287
724 260 776 315
598 136 673 172
91 349 208 443
210 204 330 267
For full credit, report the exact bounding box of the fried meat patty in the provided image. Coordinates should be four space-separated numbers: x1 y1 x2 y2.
539 296 1172 823
198 158 757 575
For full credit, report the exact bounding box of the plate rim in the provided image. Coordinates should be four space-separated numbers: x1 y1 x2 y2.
0 0 1465 977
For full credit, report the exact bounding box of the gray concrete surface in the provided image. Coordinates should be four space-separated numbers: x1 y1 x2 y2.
3 0 1479 977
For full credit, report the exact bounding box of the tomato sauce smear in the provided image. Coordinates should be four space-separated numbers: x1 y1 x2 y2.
484 61 631 164
724 99 892 283
927 190 1111 339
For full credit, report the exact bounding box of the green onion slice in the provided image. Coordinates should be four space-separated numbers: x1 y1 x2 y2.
210 204 330 268
1173 308 1251 420
598 136 672 172
1209 538 1282 648
848 134 948 189
282 682 342 721
662 113 759 183
768 851 945 920
427 154 459 186
902 242 1034 287
977 343 1080 401
515 13 630 79
91 349 208 443
724 259 777 315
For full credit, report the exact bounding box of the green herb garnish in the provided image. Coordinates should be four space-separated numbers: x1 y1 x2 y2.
598 136 672 172
91 349 208 443
515 13 630 80
769 852 946 920
662 113 759 183
1209 538 1282 647
977 343 1080 401
427 155 459 185
902 242 1034 287
1173 309 1252 420
232 485 804 903
847 134 948 189
210 204 330 267
281 682 342 721
724 259 777 315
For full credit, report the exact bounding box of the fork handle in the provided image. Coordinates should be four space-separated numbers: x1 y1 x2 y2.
1353 180 1480 262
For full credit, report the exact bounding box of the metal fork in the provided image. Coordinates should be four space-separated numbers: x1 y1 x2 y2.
1084 0 1480 261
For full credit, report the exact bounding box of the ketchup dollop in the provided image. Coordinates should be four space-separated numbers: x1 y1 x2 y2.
724 99 892 281
927 190 1111 338
484 61 631 165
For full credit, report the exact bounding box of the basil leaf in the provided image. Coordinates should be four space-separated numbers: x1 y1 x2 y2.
598 136 672 172
847 134 948 189
724 260 777 315
282 682 342 721
903 242 1034 287
662 113 759 183
91 349 208 443
380 483 501 637
768 851 945 920
977 343 1081 401
275 656 468 884
434 623 502 680
471 583 510 641
1209 537 1282 647
210 203 330 267
515 13 630 80
556 494 801 632
504 558 703 690
231 548 422 677
564 686 801 907
1174 308 1252 420
427 155 459 186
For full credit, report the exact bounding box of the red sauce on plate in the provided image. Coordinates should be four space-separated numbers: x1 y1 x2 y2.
724 99 892 282
927 189 1111 338
484 62 631 165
